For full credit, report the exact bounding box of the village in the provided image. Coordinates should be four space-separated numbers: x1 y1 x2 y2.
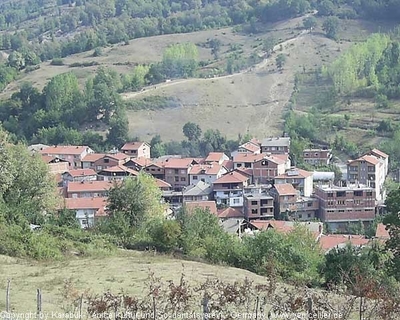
30 136 391 253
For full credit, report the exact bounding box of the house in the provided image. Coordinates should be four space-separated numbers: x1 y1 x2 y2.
213 171 251 208
269 183 298 219
249 220 322 239
40 155 69 174
292 197 319 221
231 141 261 158
28 144 49 153
63 197 108 229
217 207 245 221
184 200 218 215
183 181 213 202
317 234 370 253
92 153 131 172
39 145 94 169
62 169 97 186
347 153 387 202
303 148 333 166
121 142 151 158
66 181 114 198
233 153 286 184
188 163 228 185
155 179 172 191
367 149 389 177
143 162 165 179
243 188 274 220
162 157 199 191
274 168 314 197
204 152 229 165
314 184 376 232
81 153 106 169
97 165 139 181
260 137 290 154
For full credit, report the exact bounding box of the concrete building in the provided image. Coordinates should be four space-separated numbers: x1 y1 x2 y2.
39 145 94 169
314 184 376 232
188 163 228 185
274 168 314 197
213 171 250 208
243 188 274 220
121 142 151 158
260 137 290 154
303 148 332 166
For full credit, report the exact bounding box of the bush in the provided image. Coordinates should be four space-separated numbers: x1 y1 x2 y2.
69 61 100 68
25 65 41 73
93 47 103 57
50 58 64 66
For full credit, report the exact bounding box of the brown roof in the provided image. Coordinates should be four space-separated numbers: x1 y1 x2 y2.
66 169 97 178
222 160 234 171
233 153 266 163
155 178 172 189
375 223 390 239
250 220 322 238
99 165 139 175
121 142 149 151
64 197 108 217
370 149 389 159
82 153 106 162
350 155 380 166
104 153 130 161
128 157 153 167
272 153 290 162
275 168 313 179
162 158 196 169
189 163 224 175
185 201 218 215
205 152 226 162
217 207 244 219
239 142 260 153
318 234 370 252
67 181 114 193
274 183 297 196
213 171 249 184
39 145 90 156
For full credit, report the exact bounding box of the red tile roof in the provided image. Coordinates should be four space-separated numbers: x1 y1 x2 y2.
104 153 130 161
205 152 226 162
155 178 172 189
375 223 390 239
350 155 380 165
162 158 196 169
274 183 297 196
189 163 224 175
217 207 244 219
370 149 389 159
64 197 108 217
128 157 153 167
66 169 97 178
222 160 234 171
239 142 260 153
233 153 266 163
82 153 106 162
250 220 322 238
185 201 218 215
40 145 90 156
275 168 313 179
213 171 249 184
67 181 114 193
318 234 370 252
99 165 139 175
121 142 149 151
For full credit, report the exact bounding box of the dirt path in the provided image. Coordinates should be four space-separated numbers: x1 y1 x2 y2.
121 12 314 101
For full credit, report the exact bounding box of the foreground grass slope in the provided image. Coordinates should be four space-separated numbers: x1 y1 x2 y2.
0 250 268 312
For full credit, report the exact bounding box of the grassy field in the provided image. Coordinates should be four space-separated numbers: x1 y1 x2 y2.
0 250 270 313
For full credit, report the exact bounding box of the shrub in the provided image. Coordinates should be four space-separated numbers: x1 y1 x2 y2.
92 47 103 57
50 58 64 66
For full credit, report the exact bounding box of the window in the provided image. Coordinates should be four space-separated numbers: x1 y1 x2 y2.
180 170 186 174
174 169 179 174
307 202 312 207
304 153 309 157
251 209 258 214
180 177 186 181
349 166 358 172
337 200 345 205
193 176 198 180
336 191 346 197
368 166 375 172
237 164 242 168
354 191 363 197
366 191 373 197
104 158 109 163
245 163 252 168
260 208 268 214
314 153 319 157
327 193 334 198
81 219 88 226
151 168 155 171
298 214 302 219
261 160 268 166
175 177 179 182
201 179 205 182
338 209 345 213
307 213 311 218
251 201 258 205
233 199 240 204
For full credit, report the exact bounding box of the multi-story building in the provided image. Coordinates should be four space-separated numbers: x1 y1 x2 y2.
347 152 387 202
270 183 298 219
39 145 94 169
314 184 376 232
97 165 139 181
243 189 274 220
62 169 97 186
366 149 389 176
121 142 151 158
63 197 108 228
66 181 114 198
233 153 286 184
182 181 213 202
303 148 332 166
292 197 319 221
213 171 251 208
40 155 69 174
204 152 229 165
188 163 228 185
274 168 314 197
231 141 261 158
162 158 199 191
260 137 290 154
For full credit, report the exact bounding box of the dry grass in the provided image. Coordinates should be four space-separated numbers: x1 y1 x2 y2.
0 250 269 313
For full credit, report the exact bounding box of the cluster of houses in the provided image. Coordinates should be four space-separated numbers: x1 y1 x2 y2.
30 136 391 252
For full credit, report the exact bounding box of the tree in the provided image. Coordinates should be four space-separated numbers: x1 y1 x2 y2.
263 36 276 56
182 122 202 141
276 53 287 69
107 173 165 229
322 16 340 40
383 188 400 280
106 109 129 148
318 0 336 16
208 38 222 59
303 16 317 32
8 52 25 70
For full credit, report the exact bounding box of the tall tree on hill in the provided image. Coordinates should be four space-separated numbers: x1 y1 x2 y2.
106 108 129 148
183 122 202 141
322 16 340 40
